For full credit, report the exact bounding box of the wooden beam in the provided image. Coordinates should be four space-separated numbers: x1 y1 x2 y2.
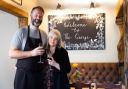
116 5 123 25
0 0 28 18
115 0 124 25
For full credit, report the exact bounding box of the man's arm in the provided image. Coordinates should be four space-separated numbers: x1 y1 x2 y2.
9 46 45 59
9 48 32 59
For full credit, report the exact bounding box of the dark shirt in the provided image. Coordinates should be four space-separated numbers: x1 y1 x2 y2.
52 47 71 89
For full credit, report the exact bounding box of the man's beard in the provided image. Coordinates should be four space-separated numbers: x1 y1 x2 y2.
32 19 42 27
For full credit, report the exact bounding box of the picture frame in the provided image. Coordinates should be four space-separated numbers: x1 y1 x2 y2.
11 0 22 6
48 13 105 50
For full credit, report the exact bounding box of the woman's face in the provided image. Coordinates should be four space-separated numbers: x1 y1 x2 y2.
48 35 58 47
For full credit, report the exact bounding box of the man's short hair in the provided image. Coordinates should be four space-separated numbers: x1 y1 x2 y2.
31 6 44 14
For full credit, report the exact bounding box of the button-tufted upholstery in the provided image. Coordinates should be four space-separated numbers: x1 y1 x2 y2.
68 63 119 84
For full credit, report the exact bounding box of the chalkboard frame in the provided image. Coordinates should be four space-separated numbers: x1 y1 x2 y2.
48 13 105 50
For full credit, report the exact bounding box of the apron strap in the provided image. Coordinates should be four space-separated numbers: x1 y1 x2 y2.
21 27 28 50
21 26 42 50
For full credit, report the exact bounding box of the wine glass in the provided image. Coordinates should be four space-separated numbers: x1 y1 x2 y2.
46 50 54 89
37 43 44 63
47 51 53 71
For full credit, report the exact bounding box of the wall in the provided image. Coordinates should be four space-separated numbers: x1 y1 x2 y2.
0 10 18 89
0 1 39 89
43 7 120 63
0 1 121 89
0 1 39 88
2 0 120 63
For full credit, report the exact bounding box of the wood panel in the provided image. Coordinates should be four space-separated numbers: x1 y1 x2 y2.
0 0 28 18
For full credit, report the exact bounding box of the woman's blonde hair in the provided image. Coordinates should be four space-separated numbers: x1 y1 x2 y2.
48 29 62 47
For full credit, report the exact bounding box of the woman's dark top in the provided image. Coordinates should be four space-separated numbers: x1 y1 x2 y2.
49 47 71 89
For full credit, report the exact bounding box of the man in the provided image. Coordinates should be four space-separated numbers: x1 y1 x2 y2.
9 6 47 89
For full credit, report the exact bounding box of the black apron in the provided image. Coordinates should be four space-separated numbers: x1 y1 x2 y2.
14 26 46 89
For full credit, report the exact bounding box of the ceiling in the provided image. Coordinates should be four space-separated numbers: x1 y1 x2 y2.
37 0 119 9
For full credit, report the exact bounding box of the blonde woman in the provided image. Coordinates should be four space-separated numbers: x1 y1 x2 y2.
45 29 71 89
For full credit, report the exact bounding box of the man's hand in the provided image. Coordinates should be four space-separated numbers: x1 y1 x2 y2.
31 46 45 56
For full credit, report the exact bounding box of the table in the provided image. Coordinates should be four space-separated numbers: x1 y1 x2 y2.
70 82 91 89
96 83 122 89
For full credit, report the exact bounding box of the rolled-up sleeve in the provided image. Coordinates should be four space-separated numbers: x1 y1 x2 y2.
10 29 23 50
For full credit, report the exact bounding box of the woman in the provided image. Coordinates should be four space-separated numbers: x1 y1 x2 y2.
45 29 71 89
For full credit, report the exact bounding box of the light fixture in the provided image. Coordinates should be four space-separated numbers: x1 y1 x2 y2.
56 3 61 9
90 1 95 8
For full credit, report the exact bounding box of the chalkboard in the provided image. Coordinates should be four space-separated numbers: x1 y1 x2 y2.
48 13 105 50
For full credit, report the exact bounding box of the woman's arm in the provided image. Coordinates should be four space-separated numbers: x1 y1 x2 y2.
59 50 71 73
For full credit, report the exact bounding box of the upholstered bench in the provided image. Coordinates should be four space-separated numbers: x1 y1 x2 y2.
68 63 120 84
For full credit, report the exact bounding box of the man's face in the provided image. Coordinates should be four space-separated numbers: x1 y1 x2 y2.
31 9 44 27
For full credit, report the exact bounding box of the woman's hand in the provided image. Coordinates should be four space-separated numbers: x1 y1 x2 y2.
48 57 60 70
